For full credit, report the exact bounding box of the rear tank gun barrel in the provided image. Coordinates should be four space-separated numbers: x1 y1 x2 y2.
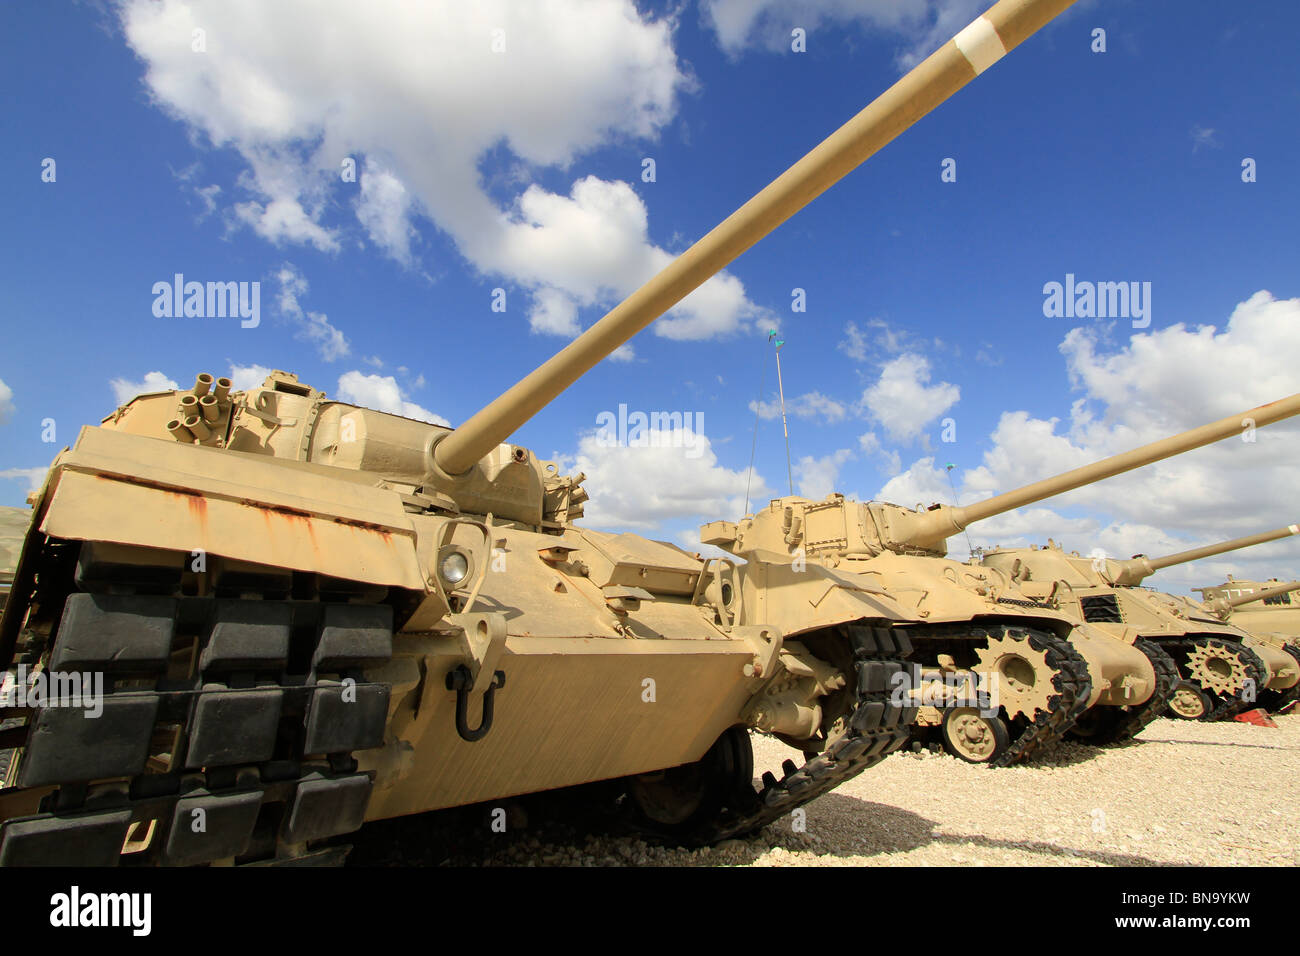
432 0 1078 476
1110 523 1300 586
903 393 1300 550
1225 580 1300 608
1205 580 1300 617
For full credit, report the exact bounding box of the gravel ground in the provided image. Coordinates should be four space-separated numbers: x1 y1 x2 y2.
351 711 1300 867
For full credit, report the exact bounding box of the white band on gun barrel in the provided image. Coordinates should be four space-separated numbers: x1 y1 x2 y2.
1290 524 1299 535
954 16 1007 75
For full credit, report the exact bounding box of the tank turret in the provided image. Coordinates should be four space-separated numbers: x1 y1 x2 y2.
1202 579 1300 617
705 397 1300 560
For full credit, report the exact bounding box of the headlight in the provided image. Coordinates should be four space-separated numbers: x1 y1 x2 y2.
438 547 472 589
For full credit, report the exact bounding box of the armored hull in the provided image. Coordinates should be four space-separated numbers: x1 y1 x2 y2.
983 541 1300 721
705 495 1157 766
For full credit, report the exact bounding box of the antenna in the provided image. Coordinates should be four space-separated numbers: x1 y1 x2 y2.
770 330 794 496
945 463 978 558
742 332 770 518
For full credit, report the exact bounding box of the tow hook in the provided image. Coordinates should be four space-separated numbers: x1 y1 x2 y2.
446 666 506 742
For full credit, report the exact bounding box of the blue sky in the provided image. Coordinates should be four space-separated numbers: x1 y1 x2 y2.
2 0 1298 594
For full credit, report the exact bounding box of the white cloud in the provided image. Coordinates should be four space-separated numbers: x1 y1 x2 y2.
274 264 350 361
860 353 959 443
491 176 761 341
0 379 13 424
120 0 763 344
838 319 920 363
858 430 901 476
195 183 220 217
570 427 770 531
1190 125 1220 151
171 163 222 219
876 456 953 511
838 322 869 361
970 507 1099 551
227 363 272 391
110 371 180 405
702 0 987 69
1059 290 1300 431
234 196 340 252
750 390 847 423
336 371 449 426
528 287 581 338
0 468 47 495
795 448 853 500
674 527 738 561
881 292 1300 591
356 162 417 265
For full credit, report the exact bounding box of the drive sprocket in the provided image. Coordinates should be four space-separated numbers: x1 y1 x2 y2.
974 634 1056 720
1185 640 1253 697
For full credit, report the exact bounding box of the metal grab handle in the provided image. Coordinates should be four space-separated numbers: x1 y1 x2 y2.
446 665 506 742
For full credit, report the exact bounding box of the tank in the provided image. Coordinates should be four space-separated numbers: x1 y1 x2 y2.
0 0 1081 865
701 395 1300 763
0 507 32 788
1195 578 1300 711
0 506 31 613
982 525 1300 723
1196 577 1300 638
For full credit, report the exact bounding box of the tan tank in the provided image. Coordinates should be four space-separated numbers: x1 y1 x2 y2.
702 396 1300 763
981 525 1300 723
1197 577 1300 638
0 0 1080 865
0 506 31 614
1195 578 1300 711
0 507 31 788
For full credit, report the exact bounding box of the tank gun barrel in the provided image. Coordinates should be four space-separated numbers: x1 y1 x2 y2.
1204 580 1300 618
432 0 1078 475
1224 580 1300 609
904 393 1300 550
1109 523 1300 586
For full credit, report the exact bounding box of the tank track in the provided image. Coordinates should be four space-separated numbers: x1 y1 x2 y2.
1165 636 1268 722
908 624 1092 768
0 558 395 867
1066 639 1178 745
991 629 1091 767
689 624 916 845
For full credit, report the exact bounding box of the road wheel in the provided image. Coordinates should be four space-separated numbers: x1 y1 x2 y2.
941 707 1010 764
1167 680 1213 720
626 726 755 836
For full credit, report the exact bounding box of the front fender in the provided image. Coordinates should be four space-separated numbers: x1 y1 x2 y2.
736 549 917 636
38 426 426 592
